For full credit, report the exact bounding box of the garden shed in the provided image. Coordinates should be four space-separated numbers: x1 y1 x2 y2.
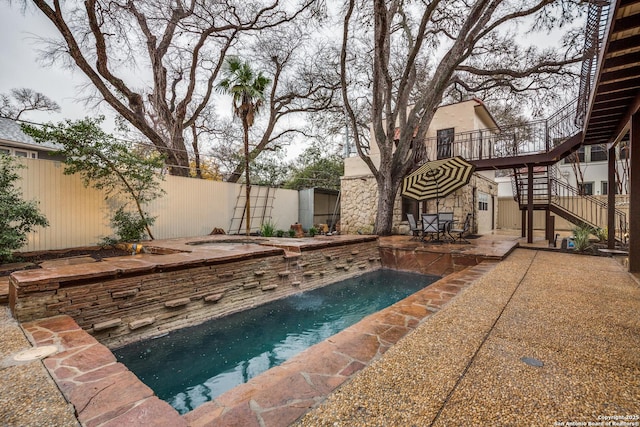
298 188 340 232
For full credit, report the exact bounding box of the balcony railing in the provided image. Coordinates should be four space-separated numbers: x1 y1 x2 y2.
426 99 580 162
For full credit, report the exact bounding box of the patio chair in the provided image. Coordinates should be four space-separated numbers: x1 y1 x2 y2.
437 212 454 241
421 214 439 241
450 213 472 243
406 213 422 240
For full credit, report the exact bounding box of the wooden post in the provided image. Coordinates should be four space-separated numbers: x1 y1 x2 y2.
630 112 639 272
607 145 616 249
545 209 554 243
527 164 534 244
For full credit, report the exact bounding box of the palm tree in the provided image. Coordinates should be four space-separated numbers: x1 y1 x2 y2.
217 57 271 236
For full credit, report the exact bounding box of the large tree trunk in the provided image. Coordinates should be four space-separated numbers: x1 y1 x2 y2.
170 142 191 177
227 163 244 183
374 167 400 235
191 124 202 179
375 187 395 235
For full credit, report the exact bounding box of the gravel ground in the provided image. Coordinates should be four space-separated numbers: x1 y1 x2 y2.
0 307 79 427
297 249 640 426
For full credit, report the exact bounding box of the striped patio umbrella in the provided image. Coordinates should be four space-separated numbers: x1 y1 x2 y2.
401 156 475 201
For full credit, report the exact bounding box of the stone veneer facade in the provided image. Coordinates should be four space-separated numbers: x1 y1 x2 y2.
10 237 381 348
341 172 497 235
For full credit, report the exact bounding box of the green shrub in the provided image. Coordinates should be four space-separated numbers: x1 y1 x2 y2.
594 227 608 242
309 227 318 237
260 221 275 237
276 229 285 238
288 229 296 238
99 237 119 248
111 207 155 242
572 223 594 252
0 154 49 262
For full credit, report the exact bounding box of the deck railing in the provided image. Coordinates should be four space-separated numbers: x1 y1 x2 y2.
425 99 580 162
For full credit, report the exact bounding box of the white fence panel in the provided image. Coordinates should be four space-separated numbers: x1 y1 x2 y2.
16 158 299 252
19 159 111 252
269 188 299 230
148 175 239 239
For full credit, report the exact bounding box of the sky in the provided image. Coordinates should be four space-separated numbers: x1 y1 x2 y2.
0 3 104 125
0 2 320 163
0 2 583 153
0 3 300 157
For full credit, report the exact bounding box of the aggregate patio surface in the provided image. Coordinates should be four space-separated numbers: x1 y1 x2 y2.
298 249 640 426
0 234 638 426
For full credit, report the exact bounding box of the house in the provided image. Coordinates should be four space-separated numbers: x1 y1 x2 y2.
0 117 64 161
340 98 500 235
559 143 630 196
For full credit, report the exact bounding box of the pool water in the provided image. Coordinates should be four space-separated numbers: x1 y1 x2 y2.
114 269 439 414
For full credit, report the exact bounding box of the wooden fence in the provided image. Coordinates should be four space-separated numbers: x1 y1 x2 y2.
16 158 299 252
497 196 630 231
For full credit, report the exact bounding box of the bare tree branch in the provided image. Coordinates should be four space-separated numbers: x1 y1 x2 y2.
0 88 60 120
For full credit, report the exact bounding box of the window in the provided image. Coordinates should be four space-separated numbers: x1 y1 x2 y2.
478 192 489 211
578 182 594 196
0 146 38 158
401 197 419 220
565 147 585 163
436 128 454 159
601 181 617 195
589 145 607 162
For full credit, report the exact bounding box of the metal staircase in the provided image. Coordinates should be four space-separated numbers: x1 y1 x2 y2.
228 185 276 235
512 165 555 209
432 93 629 245
511 165 628 244
549 179 628 244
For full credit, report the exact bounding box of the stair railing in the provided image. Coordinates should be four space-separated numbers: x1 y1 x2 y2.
551 178 628 243
512 165 554 206
575 0 612 127
545 99 580 149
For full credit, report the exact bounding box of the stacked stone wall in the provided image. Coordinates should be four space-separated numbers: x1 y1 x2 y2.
341 172 497 235
340 176 378 235
10 240 381 348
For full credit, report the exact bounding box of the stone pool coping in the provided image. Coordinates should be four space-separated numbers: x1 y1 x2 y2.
21 261 498 427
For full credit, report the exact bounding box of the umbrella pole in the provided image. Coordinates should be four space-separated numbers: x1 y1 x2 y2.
435 180 439 216
435 181 440 240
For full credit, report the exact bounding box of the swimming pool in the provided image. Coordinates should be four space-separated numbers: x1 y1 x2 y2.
114 269 439 414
